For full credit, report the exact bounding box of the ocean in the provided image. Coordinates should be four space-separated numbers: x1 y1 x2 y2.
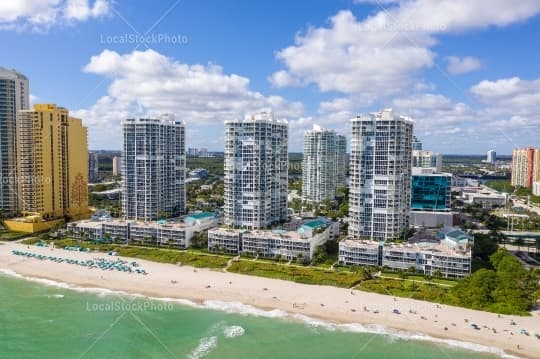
0 271 510 359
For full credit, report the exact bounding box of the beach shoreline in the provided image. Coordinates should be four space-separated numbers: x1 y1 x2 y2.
1 242 539 359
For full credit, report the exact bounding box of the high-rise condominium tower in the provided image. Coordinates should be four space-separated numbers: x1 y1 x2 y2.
336 135 347 186
486 150 496 164
511 147 535 188
122 115 186 221
88 152 99 183
412 135 422 151
302 124 347 203
0 68 29 213
412 150 442 172
112 156 122 176
348 109 413 241
18 104 89 220
224 111 288 229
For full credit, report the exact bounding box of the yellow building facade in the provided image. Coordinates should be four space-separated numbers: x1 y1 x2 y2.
16 104 90 221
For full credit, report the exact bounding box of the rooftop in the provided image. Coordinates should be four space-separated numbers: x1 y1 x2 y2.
225 111 288 125
0 67 27 80
340 239 381 249
340 239 470 257
243 229 308 242
385 242 471 257
124 115 184 126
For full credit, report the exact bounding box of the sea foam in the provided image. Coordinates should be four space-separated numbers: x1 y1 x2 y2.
186 336 218 359
223 325 245 339
47 294 65 299
203 300 287 318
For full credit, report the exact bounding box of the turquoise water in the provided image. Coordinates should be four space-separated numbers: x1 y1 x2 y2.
0 273 504 359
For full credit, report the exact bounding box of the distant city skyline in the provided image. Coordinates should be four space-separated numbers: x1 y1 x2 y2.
2 1 540 153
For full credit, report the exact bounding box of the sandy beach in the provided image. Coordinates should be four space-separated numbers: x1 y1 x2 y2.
1 241 539 359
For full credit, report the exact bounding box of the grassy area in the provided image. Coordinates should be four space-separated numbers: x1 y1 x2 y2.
114 247 230 268
357 279 450 301
485 179 540 203
485 179 514 193
21 238 230 269
0 229 28 241
227 260 370 287
379 272 458 287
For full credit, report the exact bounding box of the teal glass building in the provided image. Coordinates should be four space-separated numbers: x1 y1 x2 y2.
411 173 451 211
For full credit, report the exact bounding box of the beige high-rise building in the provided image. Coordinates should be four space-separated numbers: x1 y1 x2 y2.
511 148 535 188
112 156 122 176
534 149 540 184
17 104 89 220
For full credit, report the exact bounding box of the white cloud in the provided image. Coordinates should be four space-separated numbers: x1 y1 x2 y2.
470 77 536 100
386 76 540 153
76 49 305 149
268 1 540 153
271 1 540 99
319 98 356 113
392 93 475 132
471 76 540 125
271 10 435 97
64 0 110 21
446 56 483 74
29 94 39 105
0 0 111 31
367 0 540 33
268 70 302 87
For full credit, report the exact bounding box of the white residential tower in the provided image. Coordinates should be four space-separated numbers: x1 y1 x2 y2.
348 109 413 241
302 124 347 203
122 115 186 221
223 111 288 229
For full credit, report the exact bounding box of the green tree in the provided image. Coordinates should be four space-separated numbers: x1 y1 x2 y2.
191 230 208 249
312 245 328 265
452 269 497 309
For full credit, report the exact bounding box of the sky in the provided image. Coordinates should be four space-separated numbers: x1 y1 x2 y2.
1 0 540 154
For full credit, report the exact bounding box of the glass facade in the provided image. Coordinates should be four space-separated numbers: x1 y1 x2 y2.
411 174 451 211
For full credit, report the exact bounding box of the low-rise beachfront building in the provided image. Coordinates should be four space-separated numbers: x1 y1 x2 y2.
208 218 338 261
207 228 242 254
67 220 104 241
241 229 319 261
421 245 471 279
129 222 161 246
338 227 472 279
338 240 381 266
381 243 471 278
68 212 217 248
102 221 130 243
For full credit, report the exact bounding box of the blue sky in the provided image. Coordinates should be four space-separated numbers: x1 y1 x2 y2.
2 0 540 154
